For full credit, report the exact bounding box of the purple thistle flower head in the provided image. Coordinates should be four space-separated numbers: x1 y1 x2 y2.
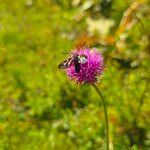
66 48 105 85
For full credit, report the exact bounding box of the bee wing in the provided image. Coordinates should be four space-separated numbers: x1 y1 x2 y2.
58 57 74 69
78 55 87 64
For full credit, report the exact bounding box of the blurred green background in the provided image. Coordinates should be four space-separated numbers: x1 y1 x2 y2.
0 0 150 149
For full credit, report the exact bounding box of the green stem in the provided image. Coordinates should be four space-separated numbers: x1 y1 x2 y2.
93 84 109 150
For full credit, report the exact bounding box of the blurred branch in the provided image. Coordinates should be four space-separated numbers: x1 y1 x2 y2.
112 0 149 54
124 0 147 35
99 0 148 48
116 0 146 36
117 1 140 35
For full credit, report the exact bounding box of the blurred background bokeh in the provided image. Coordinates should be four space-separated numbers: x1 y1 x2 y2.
0 0 150 149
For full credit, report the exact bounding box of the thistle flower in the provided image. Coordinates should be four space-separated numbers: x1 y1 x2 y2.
66 48 104 84
59 48 109 149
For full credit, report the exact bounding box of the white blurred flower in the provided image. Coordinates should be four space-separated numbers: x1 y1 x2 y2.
87 18 114 37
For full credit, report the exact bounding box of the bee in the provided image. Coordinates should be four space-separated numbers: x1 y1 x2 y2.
59 34 95 73
58 54 87 73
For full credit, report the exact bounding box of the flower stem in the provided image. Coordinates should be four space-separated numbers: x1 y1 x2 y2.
93 84 109 150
